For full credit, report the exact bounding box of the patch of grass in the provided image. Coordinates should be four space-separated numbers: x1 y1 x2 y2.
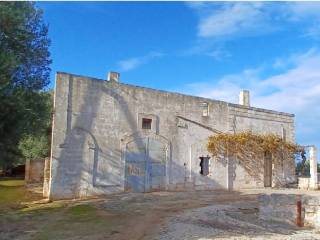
20 201 66 213
31 204 112 240
0 179 25 187
67 204 102 222
0 180 25 205
68 204 96 216
0 180 118 240
0 179 42 212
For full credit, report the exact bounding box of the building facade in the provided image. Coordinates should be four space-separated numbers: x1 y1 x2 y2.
46 72 296 200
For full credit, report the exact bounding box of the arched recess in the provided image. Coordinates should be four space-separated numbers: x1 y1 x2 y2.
121 132 170 192
53 127 99 198
72 127 100 197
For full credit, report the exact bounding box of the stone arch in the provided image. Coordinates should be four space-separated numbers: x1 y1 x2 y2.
56 127 99 198
121 132 170 192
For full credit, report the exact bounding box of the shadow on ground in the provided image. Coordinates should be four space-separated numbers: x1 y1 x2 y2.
1 183 319 240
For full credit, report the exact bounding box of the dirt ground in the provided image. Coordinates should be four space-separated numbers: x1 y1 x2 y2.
1 179 320 240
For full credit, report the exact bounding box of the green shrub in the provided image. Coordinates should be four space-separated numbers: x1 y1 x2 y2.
18 134 49 160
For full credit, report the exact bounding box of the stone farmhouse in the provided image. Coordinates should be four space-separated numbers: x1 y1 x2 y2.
45 72 296 200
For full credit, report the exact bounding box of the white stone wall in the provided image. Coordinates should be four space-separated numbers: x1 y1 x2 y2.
259 193 320 229
48 72 296 199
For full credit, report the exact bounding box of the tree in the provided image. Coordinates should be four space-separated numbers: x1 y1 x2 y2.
296 160 320 177
18 135 49 161
18 90 52 161
0 2 51 170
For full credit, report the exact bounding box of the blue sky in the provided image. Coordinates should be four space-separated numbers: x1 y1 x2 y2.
38 2 320 154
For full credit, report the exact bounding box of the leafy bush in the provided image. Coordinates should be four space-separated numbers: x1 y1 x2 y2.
18 134 49 160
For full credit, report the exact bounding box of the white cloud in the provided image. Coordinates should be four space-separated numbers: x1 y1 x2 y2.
288 2 320 20
117 51 164 71
180 48 320 148
206 48 231 61
198 2 268 38
188 2 320 40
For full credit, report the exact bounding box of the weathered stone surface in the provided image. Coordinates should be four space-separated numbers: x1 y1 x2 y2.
47 72 297 200
259 193 320 229
42 157 50 198
25 159 45 183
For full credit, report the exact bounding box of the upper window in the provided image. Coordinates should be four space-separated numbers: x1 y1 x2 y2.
200 102 209 117
142 118 152 129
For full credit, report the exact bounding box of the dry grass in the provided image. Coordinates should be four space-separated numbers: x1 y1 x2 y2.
1 183 317 240
0 179 42 212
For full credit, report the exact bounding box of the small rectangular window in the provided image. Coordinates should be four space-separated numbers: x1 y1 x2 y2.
142 118 152 129
200 102 209 117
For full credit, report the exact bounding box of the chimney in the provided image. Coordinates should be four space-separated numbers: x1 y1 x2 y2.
107 71 120 82
239 90 250 107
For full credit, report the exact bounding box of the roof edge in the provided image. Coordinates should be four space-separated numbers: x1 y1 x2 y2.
55 71 295 118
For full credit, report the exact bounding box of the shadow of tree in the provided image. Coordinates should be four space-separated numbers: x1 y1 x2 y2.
49 73 292 200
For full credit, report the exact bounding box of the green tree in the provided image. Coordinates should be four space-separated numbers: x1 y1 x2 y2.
296 160 320 177
18 135 49 160
0 2 51 170
18 91 52 161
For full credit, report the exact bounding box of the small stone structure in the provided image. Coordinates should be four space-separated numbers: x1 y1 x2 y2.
298 145 319 190
259 193 320 229
25 159 45 183
46 71 297 199
239 90 250 107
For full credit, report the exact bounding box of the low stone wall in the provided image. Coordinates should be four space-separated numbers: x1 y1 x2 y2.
25 159 45 183
258 193 320 229
298 177 319 190
298 177 311 190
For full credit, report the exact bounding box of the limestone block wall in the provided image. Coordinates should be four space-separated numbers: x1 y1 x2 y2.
228 104 296 188
48 72 296 199
259 193 320 229
25 159 45 183
298 177 319 190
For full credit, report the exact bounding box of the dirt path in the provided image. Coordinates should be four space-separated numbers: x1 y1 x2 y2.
1 187 320 240
96 190 259 240
156 201 320 240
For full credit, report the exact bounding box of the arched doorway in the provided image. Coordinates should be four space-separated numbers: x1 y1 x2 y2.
123 134 169 192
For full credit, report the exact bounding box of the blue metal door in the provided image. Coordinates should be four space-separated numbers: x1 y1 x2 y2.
125 137 166 192
125 139 147 192
148 138 166 191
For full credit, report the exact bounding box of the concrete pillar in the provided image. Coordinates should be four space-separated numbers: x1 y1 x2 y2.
310 146 318 190
239 90 250 107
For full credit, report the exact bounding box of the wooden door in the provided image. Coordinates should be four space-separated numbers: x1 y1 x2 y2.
264 151 272 187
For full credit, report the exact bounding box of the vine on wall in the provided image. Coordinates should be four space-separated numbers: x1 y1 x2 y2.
207 131 302 182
